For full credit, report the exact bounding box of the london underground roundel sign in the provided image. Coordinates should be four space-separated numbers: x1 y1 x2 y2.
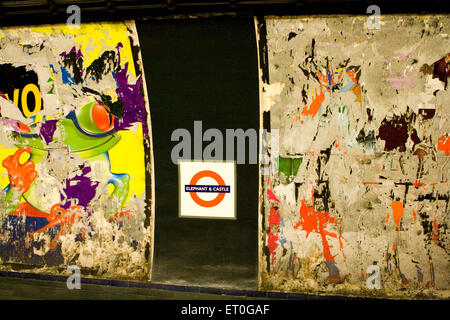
179 161 236 219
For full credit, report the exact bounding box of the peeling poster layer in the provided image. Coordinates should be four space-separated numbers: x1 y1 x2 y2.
257 15 449 299
0 21 154 280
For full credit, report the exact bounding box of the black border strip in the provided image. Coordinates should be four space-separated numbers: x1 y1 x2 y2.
1 1 449 27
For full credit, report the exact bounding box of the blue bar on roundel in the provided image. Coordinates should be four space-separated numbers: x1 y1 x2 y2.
184 185 230 193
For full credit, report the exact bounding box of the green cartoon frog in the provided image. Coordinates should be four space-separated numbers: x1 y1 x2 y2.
2 101 130 218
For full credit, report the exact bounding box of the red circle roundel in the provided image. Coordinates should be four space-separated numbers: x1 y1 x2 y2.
189 170 226 208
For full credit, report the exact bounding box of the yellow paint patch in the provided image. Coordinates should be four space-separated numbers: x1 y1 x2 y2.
1 22 145 205
108 123 146 201
30 22 136 77
0 146 19 189
0 123 146 202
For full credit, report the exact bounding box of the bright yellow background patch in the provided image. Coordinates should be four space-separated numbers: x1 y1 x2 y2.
109 123 146 201
30 23 136 78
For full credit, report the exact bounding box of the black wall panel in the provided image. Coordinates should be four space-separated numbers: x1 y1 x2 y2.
137 18 259 288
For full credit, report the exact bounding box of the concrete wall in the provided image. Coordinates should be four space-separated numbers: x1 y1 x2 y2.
0 21 153 280
257 15 449 299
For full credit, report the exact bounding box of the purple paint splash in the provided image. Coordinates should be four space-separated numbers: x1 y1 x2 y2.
57 44 148 137
39 120 58 144
116 43 123 66
113 62 148 136
61 166 99 210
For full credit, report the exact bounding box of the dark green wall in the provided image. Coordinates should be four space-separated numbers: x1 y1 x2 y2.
136 18 260 288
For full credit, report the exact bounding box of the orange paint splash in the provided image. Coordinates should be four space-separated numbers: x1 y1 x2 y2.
432 219 439 245
11 201 134 250
108 209 132 222
437 135 449 155
22 203 84 249
350 84 362 102
346 70 358 83
29 204 82 235
316 71 329 88
2 147 37 194
294 197 338 263
338 228 346 259
10 202 50 219
18 122 31 132
391 201 404 231
413 180 425 188
301 86 325 117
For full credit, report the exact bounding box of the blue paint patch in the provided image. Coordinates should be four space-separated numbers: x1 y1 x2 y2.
50 64 58 74
340 81 355 93
2 215 57 237
279 235 287 248
112 72 120 88
317 104 324 116
0 215 64 267
327 67 333 89
60 66 75 85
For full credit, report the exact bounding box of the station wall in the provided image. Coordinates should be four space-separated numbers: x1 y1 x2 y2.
0 15 448 299
257 15 449 299
0 21 153 280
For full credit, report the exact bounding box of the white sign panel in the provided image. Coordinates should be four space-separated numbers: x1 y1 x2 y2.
179 160 236 219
